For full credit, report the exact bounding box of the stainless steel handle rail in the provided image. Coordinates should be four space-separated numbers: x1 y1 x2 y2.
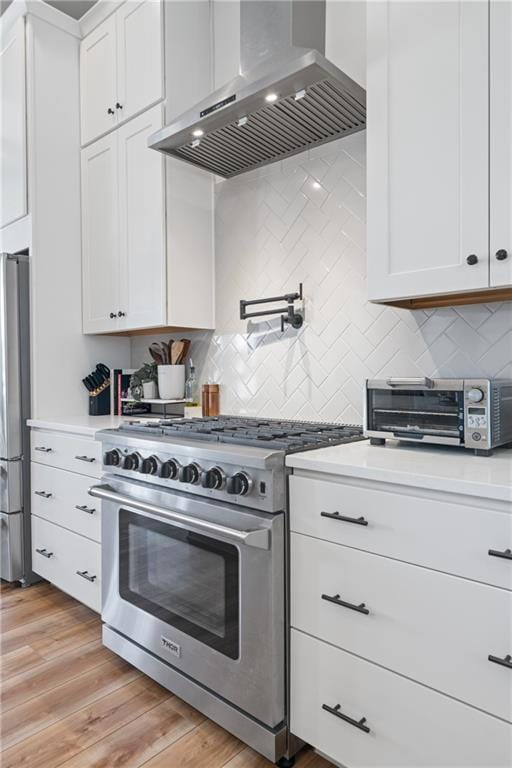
35 490 52 499
75 455 96 463
89 484 270 550
35 548 53 558
385 377 434 389
76 570 97 582
34 446 52 453
75 504 96 515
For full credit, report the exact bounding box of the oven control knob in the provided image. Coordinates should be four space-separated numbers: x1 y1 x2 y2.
200 466 226 490
468 388 484 403
178 463 201 484
141 455 160 475
160 459 180 480
123 452 141 471
104 449 121 466
227 472 252 496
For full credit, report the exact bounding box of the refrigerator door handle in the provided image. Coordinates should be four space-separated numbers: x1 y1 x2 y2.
0 455 23 462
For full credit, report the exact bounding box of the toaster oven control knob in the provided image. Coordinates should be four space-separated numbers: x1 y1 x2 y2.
227 472 252 496
178 463 201 484
104 449 121 466
123 452 141 471
141 455 160 475
468 388 484 403
200 466 226 490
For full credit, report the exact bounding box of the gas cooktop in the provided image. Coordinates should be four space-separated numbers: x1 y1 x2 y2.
119 415 364 453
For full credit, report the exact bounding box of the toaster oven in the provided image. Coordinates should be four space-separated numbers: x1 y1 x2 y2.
365 378 512 455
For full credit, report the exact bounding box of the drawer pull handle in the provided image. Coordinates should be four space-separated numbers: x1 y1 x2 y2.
321 510 368 526
75 504 96 515
322 703 370 733
488 548 512 560
35 548 53 559
76 570 97 583
34 446 52 453
35 490 52 499
488 654 512 669
321 593 370 615
75 455 96 463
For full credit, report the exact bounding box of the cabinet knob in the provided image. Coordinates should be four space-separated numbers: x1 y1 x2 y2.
115 102 123 110
109 312 116 319
117 310 126 317
107 107 115 115
496 249 508 261
466 254 478 266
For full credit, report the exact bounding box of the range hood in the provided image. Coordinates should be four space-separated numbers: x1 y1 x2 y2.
148 0 366 178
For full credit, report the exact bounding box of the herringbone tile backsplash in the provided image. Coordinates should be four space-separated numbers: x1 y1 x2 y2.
132 132 512 424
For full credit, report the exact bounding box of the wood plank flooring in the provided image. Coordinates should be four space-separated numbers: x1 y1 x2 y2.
0 581 332 768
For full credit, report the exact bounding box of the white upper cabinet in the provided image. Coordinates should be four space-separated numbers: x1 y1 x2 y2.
0 16 27 229
81 133 120 333
367 1 490 303
117 105 166 331
80 0 163 146
80 14 117 146
490 0 512 288
116 0 163 124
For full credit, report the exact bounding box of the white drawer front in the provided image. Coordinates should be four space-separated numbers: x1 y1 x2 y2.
31 516 101 612
291 630 512 768
291 533 512 721
31 430 101 478
290 475 512 590
31 463 101 542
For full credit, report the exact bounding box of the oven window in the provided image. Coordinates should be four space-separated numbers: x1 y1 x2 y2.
367 389 463 439
119 510 239 659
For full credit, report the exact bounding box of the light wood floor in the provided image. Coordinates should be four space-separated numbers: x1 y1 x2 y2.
0 580 332 768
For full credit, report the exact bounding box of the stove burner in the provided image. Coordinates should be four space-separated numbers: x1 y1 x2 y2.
121 416 364 453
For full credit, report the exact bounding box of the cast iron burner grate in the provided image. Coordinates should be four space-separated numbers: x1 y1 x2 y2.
121 416 364 453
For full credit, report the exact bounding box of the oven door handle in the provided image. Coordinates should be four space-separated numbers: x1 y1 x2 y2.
385 377 434 389
88 484 270 550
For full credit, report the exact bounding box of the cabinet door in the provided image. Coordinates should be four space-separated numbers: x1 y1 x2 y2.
117 106 166 331
0 17 27 228
81 133 120 333
367 1 489 302
116 0 163 124
80 14 118 146
490 0 512 288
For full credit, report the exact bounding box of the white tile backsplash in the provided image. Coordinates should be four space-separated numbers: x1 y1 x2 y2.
132 132 512 424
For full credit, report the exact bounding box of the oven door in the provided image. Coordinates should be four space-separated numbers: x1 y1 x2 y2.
92 476 285 728
365 378 465 445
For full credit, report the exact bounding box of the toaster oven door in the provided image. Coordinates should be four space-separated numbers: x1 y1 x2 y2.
365 378 465 445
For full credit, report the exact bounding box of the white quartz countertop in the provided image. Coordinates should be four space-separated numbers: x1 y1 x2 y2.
286 439 512 503
27 415 158 438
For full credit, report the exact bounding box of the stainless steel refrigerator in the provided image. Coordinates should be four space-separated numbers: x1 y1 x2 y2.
0 252 35 584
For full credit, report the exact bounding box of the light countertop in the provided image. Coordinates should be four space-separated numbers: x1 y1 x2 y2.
286 439 512 503
27 415 158 438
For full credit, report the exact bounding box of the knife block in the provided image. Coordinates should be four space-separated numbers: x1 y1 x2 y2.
89 383 111 416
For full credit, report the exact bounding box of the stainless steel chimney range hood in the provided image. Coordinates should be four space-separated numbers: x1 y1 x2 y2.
148 0 366 179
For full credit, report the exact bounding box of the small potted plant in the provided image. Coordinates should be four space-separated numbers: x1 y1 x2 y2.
130 362 158 401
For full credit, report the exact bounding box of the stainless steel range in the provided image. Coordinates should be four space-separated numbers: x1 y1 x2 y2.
90 416 364 766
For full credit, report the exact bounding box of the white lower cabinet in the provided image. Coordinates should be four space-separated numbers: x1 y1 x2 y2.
30 428 102 612
291 533 512 721
291 630 512 768
32 515 101 612
31 463 101 542
289 469 512 766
